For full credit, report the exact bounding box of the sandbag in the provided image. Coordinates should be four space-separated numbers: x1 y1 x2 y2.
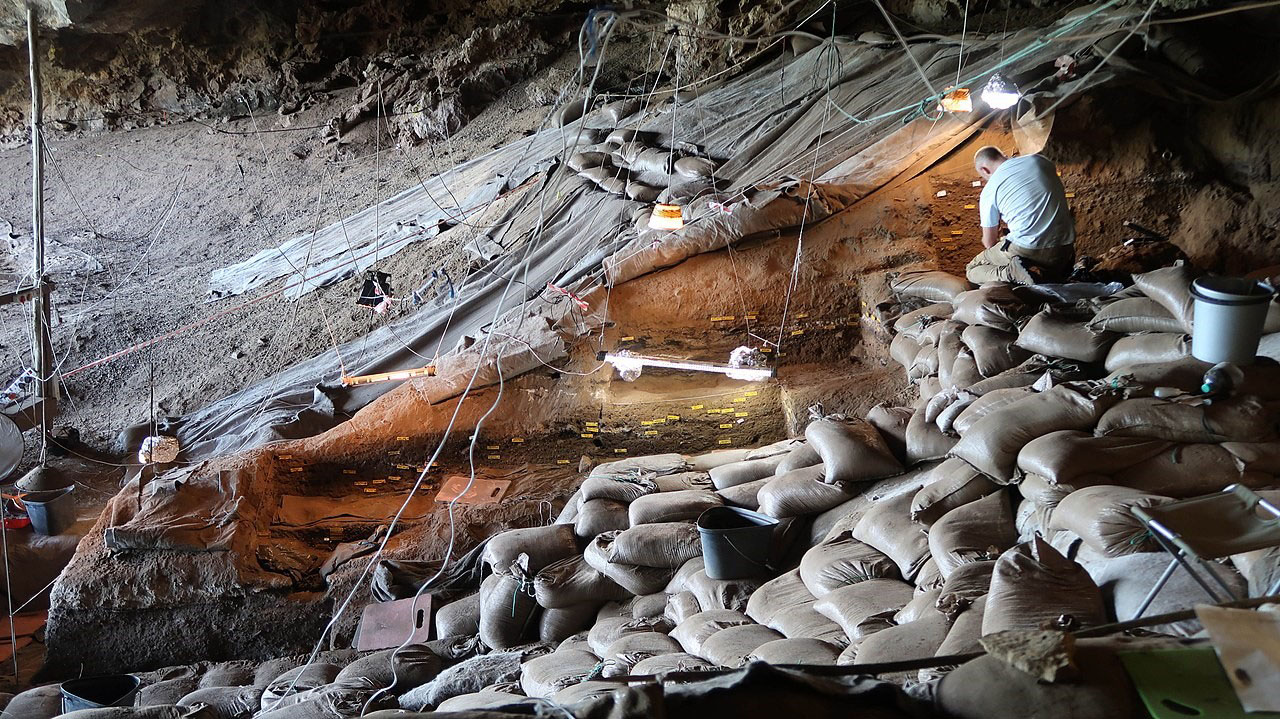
895 589 943 624
631 652 719 674
1050 486 1173 557
905 409 957 466
8 686 65 719
567 151 609 172
687 448 754 471
766 601 848 646
1083 552 1246 634
966 355 1086 395
578 475 656 504
655 471 714 493
628 490 723 526
478 573 539 649
952 384 1116 483
951 387 1035 436
1133 262 1197 331
804 416 903 485
687 570 764 613
433 692 532 712
710 456 786 490
1014 311 1117 363
890 332 923 369
664 557 705 594
434 593 480 639
665 592 702 625
949 352 982 389
534 555 631 608
1116 442 1276 496
851 611 951 665
483 524 578 575
1016 474 1072 508
894 303 953 340
917 377 943 406
1096 395 1276 444
750 638 841 665
1103 333 1192 372
260 664 340 711
890 270 970 303
745 570 813 626
139 678 200 707
909 346 939 380
670 610 754 655
1088 297 1184 334
598 99 639 123
575 498 630 539
865 404 912 462
911 459 1000 526
334 646 442 696
697 624 783 667
812 579 915 641
519 649 600 699
674 156 717 180
400 650 531 709
178 686 263 719
584 532 677 595
852 492 930 580
961 325 1030 378
757 464 857 518
717 477 768 510
590 454 688 480
929 491 1017 578
1015 431 1172 490
936 320 967 387
775 443 823 474
539 603 602 643
982 537 1107 634
951 285 1031 333
599 632 681 677
610 522 702 568
936 643 1135 719
799 532 899 598
629 593 668 619
587 615 672 657
198 662 255 690
937 560 994 607
914 558 945 593
934 595 988 657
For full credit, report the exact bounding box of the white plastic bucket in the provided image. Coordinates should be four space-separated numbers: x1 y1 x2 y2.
1190 277 1274 365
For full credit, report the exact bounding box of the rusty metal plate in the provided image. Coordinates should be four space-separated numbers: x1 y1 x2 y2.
435 475 511 506
355 596 433 652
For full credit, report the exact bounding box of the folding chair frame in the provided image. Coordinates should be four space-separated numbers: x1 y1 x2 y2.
1130 485 1280 621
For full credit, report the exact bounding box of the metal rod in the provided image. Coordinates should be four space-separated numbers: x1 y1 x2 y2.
27 3 54 457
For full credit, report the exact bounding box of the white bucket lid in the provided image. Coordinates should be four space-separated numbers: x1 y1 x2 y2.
1191 276 1274 305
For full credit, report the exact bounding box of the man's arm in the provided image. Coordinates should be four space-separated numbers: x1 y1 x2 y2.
981 225 1001 249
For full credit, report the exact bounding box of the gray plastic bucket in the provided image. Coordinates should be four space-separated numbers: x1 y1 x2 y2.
1190 277 1274 365
61 674 140 713
697 506 778 580
25 485 75 536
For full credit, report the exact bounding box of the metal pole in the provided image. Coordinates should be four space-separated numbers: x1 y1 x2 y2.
27 3 54 456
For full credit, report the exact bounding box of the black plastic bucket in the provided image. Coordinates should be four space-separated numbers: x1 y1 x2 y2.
61 674 140 713
25 486 75 536
697 506 778 580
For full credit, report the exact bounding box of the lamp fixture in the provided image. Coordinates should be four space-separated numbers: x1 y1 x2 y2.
340 365 437 387
938 87 972 113
649 203 684 231
981 73 1021 110
597 349 774 382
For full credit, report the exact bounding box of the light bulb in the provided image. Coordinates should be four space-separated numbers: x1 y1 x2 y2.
982 73 1021 110
649 203 684 230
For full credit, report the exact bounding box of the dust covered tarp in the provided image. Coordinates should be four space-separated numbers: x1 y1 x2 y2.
175 3 1145 461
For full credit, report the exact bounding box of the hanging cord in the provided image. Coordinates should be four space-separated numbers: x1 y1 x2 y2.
871 0 939 97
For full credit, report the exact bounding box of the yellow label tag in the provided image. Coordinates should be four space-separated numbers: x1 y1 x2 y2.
354 481 369 486
614 448 627 454
512 437 524 443
719 423 733 429
557 459 571 465
745 314 758 320
486 445 499 450
721 407 735 413
371 479 386 485
652 417 666 424
431 462 439 468
396 436 410 441
718 438 732 445
342 469 357 475
278 454 294 460
823 324 837 330
951 230 963 235
641 420 655 426
585 421 599 427
487 454 500 460
289 467 304 473
620 336 635 341
691 404 704 410
387 475 402 481
388 450 401 456
645 430 659 436
733 397 746 403
363 488 378 494
791 329 805 336
581 433 595 438
710 315 735 321
395 464 412 470
761 347 773 353
745 391 759 397
667 415 680 421
795 313 809 319
1065 192 1076 198
735 412 748 417
708 408 721 414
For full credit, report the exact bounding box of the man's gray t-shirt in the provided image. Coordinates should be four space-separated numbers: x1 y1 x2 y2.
979 154 1075 249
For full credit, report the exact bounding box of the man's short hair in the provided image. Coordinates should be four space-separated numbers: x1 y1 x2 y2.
974 146 1006 169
